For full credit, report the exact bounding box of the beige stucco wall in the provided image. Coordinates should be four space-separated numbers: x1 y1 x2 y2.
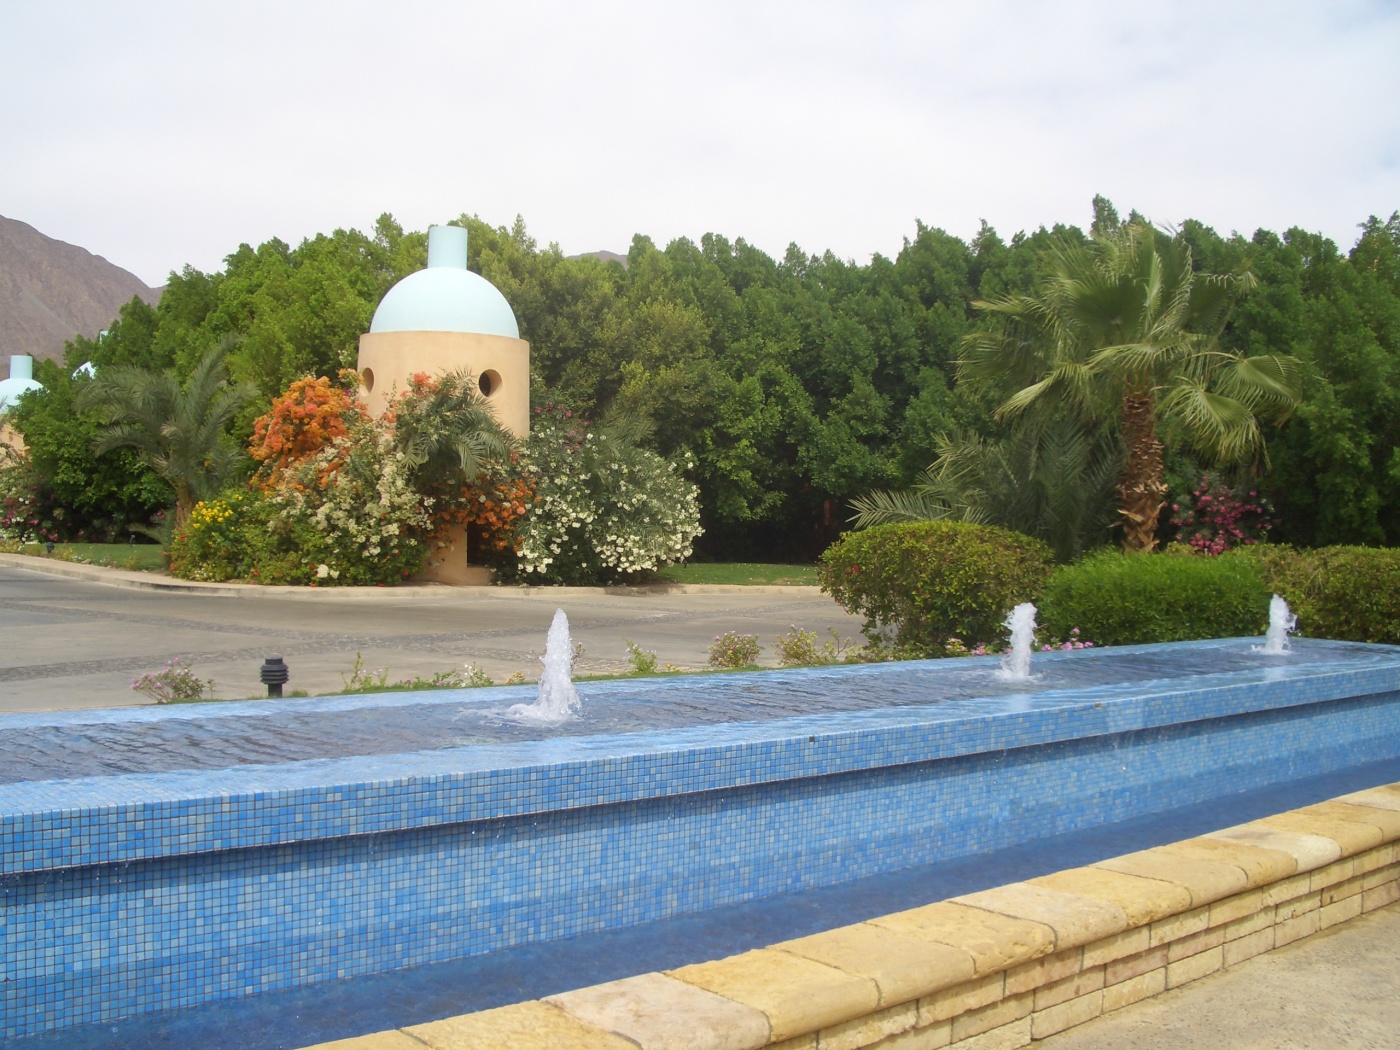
0 421 26 455
356 330 530 439
356 330 530 584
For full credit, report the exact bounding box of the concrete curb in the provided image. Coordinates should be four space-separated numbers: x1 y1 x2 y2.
0 553 822 599
298 783 1400 1050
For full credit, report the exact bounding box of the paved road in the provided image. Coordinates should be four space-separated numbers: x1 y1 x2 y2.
1039 903 1400 1050
0 561 864 713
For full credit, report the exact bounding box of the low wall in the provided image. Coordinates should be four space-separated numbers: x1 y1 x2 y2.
310 782 1400 1050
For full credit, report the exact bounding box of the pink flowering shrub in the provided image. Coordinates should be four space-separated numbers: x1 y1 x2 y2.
1170 475 1273 555
708 631 761 669
944 628 1094 658
131 658 211 703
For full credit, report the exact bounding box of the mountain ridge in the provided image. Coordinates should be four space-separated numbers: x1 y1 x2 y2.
0 215 159 380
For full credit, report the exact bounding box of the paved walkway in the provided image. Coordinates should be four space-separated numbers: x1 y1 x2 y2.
0 558 863 712
1040 903 1400 1049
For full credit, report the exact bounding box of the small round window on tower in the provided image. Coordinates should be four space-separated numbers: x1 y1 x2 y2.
479 370 501 397
360 368 375 394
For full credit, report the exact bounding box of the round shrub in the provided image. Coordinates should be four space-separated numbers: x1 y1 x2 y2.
818 521 1055 654
708 631 761 669
167 492 264 582
1239 544 1400 645
1039 550 1271 646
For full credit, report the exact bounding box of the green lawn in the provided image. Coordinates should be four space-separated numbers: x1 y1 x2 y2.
654 562 819 586
3 542 166 572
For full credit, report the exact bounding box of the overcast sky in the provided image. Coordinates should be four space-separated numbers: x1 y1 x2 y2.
2 1 1397 286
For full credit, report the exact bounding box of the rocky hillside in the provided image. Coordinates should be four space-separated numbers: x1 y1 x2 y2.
0 215 159 379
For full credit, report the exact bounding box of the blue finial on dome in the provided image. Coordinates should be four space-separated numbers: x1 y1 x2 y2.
369 225 520 339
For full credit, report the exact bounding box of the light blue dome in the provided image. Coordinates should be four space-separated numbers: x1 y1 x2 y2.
369 226 520 339
0 356 43 414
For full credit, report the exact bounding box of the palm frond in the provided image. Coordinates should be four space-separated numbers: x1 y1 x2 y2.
1159 382 1262 463
76 343 255 515
1214 355 1303 419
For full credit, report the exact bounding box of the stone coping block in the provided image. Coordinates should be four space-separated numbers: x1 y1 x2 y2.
294 780 1400 1050
1340 785 1400 812
1258 809 1385 854
774 922 977 1006
1203 823 1344 871
1305 799 1400 838
867 902 1055 974
1093 846 1251 907
1151 835 1297 887
948 883 1128 951
407 1001 637 1049
546 972 771 1050
1028 866 1192 927
667 949 880 1043
299 1033 429 1050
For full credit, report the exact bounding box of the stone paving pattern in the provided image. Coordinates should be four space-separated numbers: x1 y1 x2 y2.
298 784 1400 1050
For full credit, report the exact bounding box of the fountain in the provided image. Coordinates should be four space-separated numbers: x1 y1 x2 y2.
507 608 580 723
996 601 1038 681
1258 593 1298 655
4 634 1400 1040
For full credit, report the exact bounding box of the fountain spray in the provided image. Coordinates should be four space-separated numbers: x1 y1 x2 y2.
996 603 1038 682
508 608 581 723
1258 594 1297 655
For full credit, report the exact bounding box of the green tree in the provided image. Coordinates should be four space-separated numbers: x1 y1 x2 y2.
76 344 257 525
960 220 1300 551
4 357 168 540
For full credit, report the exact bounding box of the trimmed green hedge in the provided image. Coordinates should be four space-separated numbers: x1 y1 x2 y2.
1039 550 1271 646
818 521 1054 653
1239 544 1400 645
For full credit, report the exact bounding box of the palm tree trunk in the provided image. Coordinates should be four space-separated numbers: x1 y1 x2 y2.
1117 391 1167 552
173 479 195 529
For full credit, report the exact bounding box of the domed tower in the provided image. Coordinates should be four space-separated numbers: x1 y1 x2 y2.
357 225 529 437
0 355 44 453
357 225 530 584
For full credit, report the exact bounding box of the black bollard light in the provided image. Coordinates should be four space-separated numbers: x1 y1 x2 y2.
45 541 55 556
259 656 290 698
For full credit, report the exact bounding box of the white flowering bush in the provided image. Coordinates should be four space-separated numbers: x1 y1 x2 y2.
511 408 703 585
270 424 433 585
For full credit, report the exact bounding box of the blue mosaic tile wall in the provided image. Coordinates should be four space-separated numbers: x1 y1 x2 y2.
3 643 1400 1038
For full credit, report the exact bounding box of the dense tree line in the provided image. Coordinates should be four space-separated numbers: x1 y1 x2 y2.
11 202 1399 557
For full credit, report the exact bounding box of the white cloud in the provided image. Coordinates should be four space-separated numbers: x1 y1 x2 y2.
1 0 1395 284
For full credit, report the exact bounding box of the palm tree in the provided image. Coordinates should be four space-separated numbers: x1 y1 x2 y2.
389 370 517 486
848 418 1122 563
77 343 257 526
958 222 1300 551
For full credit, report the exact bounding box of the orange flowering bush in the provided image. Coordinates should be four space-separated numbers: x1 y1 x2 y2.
249 375 366 489
429 471 537 556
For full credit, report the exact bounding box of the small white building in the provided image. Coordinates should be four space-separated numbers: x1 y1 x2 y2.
0 355 44 453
